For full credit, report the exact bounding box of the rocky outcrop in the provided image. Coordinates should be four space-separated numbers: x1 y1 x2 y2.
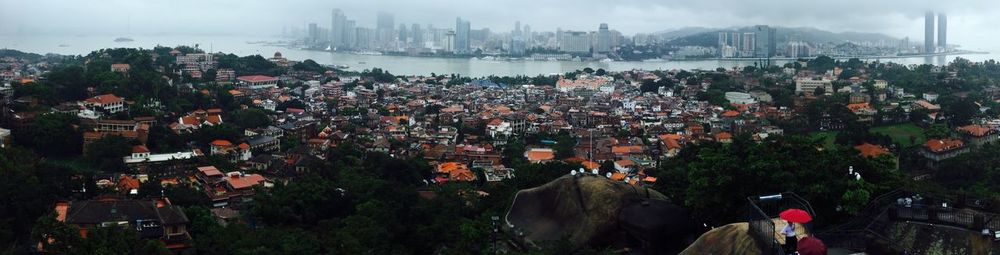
504 174 698 252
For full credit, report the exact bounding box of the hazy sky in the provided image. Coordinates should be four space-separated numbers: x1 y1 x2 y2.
2 0 999 49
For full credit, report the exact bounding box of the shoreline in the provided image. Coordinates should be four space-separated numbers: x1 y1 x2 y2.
296 47 991 63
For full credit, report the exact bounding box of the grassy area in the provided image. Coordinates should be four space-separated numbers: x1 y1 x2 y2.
809 131 839 150
870 123 926 147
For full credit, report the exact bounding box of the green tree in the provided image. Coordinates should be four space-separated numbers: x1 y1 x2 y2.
13 113 83 157
229 108 272 129
83 135 133 173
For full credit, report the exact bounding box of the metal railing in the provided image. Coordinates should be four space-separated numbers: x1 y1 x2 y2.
747 192 815 255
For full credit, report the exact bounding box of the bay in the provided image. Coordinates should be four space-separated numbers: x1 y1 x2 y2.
2 34 997 77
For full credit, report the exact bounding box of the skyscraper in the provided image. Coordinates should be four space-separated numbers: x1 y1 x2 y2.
398 24 409 44
938 13 947 51
523 25 532 44
330 9 347 48
925 11 935 54
514 21 522 38
454 18 471 54
345 20 357 49
377 12 395 48
559 31 590 53
596 23 611 53
307 23 319 44
754 25 775 58
411 24 423 48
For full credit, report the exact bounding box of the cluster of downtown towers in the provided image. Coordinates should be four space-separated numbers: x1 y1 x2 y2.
302 9 618 55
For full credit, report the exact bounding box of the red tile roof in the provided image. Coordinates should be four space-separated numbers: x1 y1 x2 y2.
854 143 890 158
925 139 964 153
237 75 278 82
198 166 223 177
85 94 123 105
957 125 992 137
721 110 740 118
131 145 150 154
227 174 265 190
211 140 233 147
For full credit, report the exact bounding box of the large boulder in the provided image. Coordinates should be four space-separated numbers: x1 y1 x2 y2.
504 174 698 252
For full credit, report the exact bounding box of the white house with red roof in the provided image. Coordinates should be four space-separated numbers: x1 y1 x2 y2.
210 140 251 162
171 109 223 134
83 94 125 114
237 75 279 89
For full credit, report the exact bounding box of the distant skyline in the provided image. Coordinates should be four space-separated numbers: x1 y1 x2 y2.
2 0 999 49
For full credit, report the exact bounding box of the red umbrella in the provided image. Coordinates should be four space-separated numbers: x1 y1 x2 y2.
779 208 813 223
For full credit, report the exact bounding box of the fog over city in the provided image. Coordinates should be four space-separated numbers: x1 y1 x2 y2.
3 0 1000 49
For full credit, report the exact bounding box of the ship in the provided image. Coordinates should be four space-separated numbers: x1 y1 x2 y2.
114 37 134 42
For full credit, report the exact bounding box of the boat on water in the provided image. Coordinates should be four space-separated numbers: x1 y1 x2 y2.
114 37 134 42
58 44 69 47
358 61 367 64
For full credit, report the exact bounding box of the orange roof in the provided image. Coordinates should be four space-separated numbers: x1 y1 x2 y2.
198 166 223 176
958 124 992 137
715 132 733 140
180 116 199 125
85 94 123 105
615 159 634 167
487 118 503 126
211 140 233 146
436 162 467 174
131 145 150 153
846 103 873 111
228 174 265 190
610 172 626 181
237 75 278 82
118 175 140 190
925 139 964 153
721 110 740 118
611 145 643 154
855 143 890 158
643 176 658 183
581 161 601 170
525 148 555 161
205 115 223 124
238 143 250 150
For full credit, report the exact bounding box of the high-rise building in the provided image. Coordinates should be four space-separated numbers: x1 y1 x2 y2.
925 11 935 54
307 23 319 44
356 27 375 50
345 20 357 49
596 23 612 53
754 25 775 58
398 24 409 44
411 24 423 48
514 21 522 38
559 31 590 53
454 18 471 54
937 13 947 51
742 32 756 54
445 30 456 52
377 12 395 48
330 9 347 48
523 25 532 44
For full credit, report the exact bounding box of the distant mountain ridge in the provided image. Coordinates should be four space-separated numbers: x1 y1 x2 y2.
658 26 900 47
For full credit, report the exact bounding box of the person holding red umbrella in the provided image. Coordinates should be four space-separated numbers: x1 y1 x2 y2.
779 208 813 254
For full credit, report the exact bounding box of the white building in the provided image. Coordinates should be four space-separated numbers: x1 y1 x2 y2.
795 77 834 96
725 92 757 104
560 31 590 53
83 94 125 114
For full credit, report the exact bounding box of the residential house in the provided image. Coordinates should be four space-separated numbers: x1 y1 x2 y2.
47 198 190 250
920 139 969 167
957 124 999 147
